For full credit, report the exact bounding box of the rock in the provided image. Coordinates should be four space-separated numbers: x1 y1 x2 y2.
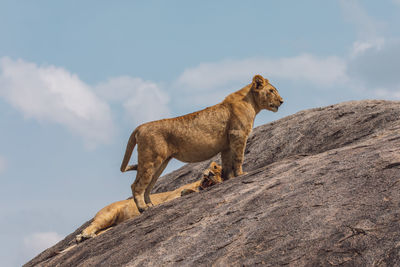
25 100 400 266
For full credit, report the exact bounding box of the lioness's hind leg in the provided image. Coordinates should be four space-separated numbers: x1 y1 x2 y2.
221 150 234 180
131 178 148 213
144 158 170 205
132 161 162 212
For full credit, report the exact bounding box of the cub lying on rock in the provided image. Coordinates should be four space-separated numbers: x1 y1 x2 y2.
76 162 222 242
121 74 283 212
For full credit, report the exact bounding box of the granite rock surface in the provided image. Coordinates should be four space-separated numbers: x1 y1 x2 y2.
25 100 400 266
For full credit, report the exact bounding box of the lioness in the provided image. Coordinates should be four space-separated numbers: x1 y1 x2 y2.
121 74 283 212
76 162 222 242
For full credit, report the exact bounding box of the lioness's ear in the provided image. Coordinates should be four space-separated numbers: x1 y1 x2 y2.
252 74 265 89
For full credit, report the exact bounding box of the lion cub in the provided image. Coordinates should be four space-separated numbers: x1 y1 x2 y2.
76 162 222 242
121 74 283 212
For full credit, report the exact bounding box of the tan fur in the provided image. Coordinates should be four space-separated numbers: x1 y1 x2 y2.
76 162 222 242
121 74 283 212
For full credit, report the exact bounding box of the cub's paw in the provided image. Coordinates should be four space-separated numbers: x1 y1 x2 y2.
181 189 196 196
76 234 89 243
76 231 96 243
75 234 83 243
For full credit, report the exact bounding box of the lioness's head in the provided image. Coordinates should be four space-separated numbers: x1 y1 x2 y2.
199 161 223 190
251 74 283 112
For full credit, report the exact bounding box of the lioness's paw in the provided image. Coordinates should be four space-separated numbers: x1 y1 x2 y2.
225 173 235 180
233 171 247 177
138 205 149 213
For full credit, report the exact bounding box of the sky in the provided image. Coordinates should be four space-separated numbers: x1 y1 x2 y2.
0 1 399 266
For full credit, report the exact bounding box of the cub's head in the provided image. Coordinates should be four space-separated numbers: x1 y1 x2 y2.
199 162 223 190
251 74 283 112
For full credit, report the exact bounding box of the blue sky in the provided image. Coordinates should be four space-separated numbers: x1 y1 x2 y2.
1 1 399 266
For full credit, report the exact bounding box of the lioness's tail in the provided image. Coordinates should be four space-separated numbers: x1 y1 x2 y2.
120 129 138 172
124 164 138 171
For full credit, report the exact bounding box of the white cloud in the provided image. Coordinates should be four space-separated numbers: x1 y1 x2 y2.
0 58 173 147
348 39 400 90
0 155 6 174
338 1 400 100
176 54 347 91
351 38 385 57
23 232 63 260
0 57 114 148
95 76 170 125
339 0 387 59
175 38 400 108
174 40 400 109
374 88 400 100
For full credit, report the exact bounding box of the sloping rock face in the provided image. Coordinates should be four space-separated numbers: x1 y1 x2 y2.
26 100 400 266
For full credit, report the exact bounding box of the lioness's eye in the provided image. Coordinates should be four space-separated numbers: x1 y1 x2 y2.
214 165 218 169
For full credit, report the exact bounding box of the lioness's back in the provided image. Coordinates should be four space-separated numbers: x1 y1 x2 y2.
137 104 231 162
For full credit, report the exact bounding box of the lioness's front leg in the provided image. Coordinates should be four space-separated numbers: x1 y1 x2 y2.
132 163 156 212
227 129 249 177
